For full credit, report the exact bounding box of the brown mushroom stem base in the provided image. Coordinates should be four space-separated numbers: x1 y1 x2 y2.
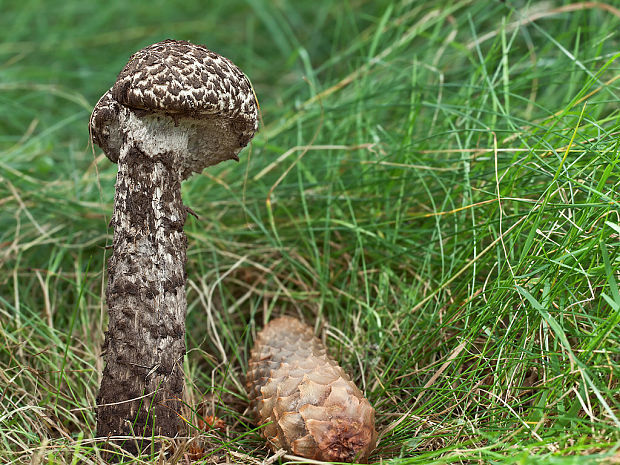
97 116 188 454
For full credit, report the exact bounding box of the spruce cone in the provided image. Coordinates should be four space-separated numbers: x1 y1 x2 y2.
246 316 377 463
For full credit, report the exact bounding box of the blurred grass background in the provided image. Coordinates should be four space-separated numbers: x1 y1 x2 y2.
1 0 619 463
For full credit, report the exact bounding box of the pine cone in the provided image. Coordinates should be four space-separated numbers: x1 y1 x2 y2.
246 316 377 463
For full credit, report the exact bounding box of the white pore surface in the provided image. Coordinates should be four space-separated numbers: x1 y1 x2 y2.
119 106 244 179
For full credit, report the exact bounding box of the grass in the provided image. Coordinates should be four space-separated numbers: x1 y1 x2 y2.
1 0 619 463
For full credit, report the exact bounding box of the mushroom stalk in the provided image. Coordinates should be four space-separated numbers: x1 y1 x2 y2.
97 111 189 444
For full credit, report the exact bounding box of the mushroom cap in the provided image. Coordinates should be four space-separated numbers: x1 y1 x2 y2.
90 39 258 166
112 39 258 146
89 89 122 163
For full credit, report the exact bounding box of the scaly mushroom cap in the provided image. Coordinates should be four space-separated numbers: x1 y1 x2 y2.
112 39 258 147
89 39 258 175
90 89 122 163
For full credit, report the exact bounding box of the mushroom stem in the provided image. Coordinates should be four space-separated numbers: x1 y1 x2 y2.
96 110 188 447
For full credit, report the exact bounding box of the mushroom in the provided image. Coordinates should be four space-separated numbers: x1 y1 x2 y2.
89 39 258 453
